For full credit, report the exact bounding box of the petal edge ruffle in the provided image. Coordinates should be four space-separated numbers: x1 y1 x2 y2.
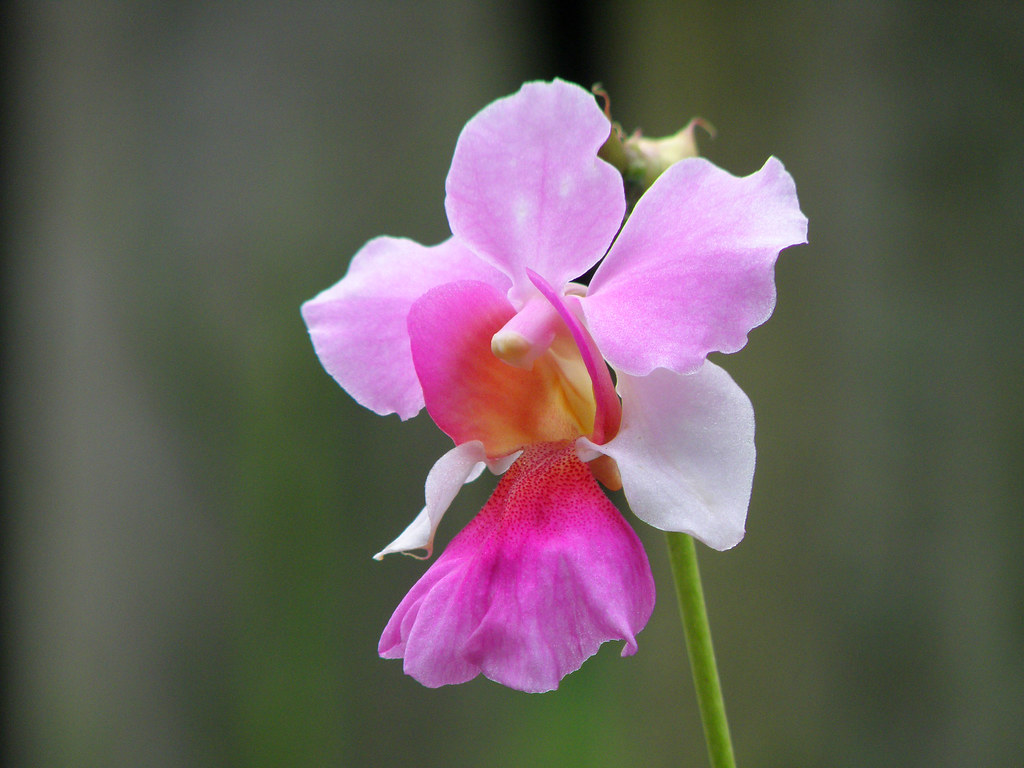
583 157 807 376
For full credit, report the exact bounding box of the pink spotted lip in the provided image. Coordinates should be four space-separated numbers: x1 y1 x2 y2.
379 441 655 692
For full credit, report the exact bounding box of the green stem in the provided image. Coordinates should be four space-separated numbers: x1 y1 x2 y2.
665 532 737 768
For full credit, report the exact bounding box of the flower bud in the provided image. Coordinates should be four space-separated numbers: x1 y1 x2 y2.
621 118 713 189
594 86 713 196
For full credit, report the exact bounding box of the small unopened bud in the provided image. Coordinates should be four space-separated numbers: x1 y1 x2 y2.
594 86 713 196
622 118 714 190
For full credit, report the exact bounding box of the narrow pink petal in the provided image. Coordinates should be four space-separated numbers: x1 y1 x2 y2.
526 269 621 445
379 442 655 692
583 157 808 376
581 362 755 551
444 80 625 298
301 236 509 418
408 281 590 457
373 441 489 560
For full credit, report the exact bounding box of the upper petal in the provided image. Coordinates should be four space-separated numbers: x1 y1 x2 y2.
583 157 808 376
581 362 756 551
379 442 655 692
444 80 625 298
301 236 509 418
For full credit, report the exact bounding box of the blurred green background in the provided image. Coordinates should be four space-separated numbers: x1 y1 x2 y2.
5 2 1023 766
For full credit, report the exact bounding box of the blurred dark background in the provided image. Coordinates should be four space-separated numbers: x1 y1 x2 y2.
4 2 1022 767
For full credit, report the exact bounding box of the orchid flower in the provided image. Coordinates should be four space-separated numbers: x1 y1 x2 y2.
302 79 807 693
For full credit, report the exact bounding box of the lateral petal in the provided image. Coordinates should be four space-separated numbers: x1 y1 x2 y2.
583 157 807 376
379 443 655 692
301 236 509 419
583 362 756 551
444 80 625 298
408 280 592 457
373 441 489 560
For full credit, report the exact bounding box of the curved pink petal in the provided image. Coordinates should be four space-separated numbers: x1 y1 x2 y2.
526 269 621 445
583 157 808 376
301 236 509 418
581 362 755 551
408 280 594 457
444 80 625 298
379 442 655 692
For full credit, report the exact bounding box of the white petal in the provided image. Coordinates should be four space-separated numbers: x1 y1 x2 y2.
582 362 755 551
374 441 489 560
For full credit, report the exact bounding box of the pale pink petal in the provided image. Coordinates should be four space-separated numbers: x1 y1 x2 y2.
581 362 755 551
379 443 655 692
408 280 591 457
301 236 509 418
583 157 808 376
444 80 625 298
373 441 489 560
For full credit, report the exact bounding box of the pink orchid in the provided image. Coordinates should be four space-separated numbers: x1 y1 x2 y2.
302 80 807 693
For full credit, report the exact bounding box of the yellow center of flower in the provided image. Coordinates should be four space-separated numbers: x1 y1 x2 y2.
472 314 596 457
421 281 617 461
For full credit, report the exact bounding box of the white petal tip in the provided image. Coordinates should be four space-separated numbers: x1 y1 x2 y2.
702 528 746 552
373 546 432 561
